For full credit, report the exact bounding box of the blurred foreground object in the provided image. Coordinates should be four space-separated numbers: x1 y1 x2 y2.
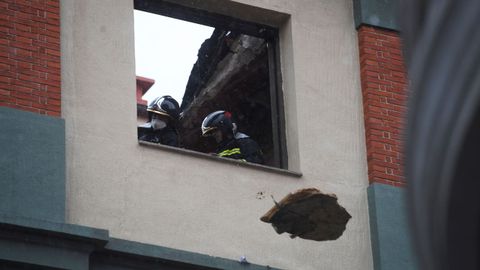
260 188 351 241
400 1 480 270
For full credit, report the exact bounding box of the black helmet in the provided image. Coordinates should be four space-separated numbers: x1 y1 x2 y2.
201 110 234 136
147 95 180 120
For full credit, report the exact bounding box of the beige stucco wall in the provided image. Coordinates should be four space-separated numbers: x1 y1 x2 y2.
61 0 372 269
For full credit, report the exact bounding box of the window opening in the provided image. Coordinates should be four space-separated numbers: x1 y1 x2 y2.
134 0 287 169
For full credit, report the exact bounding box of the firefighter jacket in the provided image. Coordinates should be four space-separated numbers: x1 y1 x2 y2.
138 124 178 147
216 132 264 164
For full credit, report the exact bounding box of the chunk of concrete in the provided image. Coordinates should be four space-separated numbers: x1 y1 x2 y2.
260 188 351 241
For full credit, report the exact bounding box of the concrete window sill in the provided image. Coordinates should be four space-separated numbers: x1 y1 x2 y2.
138 140 302 178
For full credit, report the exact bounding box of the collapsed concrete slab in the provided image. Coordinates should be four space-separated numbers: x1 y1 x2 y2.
178 30 276 165
260 188 352 241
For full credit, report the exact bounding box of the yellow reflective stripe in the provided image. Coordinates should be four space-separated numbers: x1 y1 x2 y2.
219 148 241 157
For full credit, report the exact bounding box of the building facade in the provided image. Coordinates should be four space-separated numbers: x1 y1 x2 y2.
0 0 416 269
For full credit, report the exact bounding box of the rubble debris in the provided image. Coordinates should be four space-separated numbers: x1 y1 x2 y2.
239 256 249 264
260 188 351 241
178 30 275 166
256 191 266 200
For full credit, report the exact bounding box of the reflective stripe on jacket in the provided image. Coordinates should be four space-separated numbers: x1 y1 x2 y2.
216 133 263 164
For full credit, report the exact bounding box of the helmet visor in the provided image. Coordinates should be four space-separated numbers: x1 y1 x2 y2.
201 126 217 136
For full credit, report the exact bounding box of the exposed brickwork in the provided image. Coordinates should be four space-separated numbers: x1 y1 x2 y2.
358 25 408 187
0 0 61 117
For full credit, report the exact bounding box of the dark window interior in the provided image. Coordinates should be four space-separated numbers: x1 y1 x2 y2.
134 0 287 169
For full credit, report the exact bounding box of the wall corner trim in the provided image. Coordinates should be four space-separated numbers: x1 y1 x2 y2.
353 0 400 31
367 183 418 270
0 106 66 223
0 215 279 269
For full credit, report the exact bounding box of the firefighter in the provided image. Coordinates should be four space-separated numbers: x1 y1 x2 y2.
201 110 264 164
138 95 180 147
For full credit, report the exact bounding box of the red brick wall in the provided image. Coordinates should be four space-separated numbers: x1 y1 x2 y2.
358 25 408 187
0 0 61 117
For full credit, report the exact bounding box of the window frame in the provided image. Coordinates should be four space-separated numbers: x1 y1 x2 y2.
134 0 288 169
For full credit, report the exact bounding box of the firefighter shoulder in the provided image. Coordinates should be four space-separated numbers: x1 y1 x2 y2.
201 110 264 164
